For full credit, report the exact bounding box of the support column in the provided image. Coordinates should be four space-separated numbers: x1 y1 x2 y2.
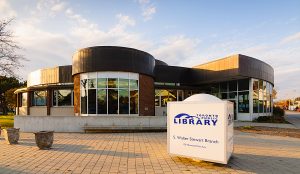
16 93 19 115
27 92 31 115
47 89 51 116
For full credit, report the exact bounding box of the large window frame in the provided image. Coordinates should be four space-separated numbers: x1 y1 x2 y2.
52 89 74 107
31 91 47 106
80 72 139 116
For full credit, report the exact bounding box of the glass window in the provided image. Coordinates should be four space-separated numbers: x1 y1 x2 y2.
22 93 27 106
88 79 96 89
80 79 88 90
177 90 184 101
220 82 227 92
119 89 129 114
130 79 138 89
221 93 228 99
32 91 47 106
119 79 129 88
53 90 72 106
81 72 139 115
259 100 263 113
97 78 107 88
130 89 138 114
88 89 96 114
108 78 117 88
228 92 236 99
211 83 219 93
97 89 107 114
160 90 177 107
238 91 249 113
238 79 249 91
108 89 118 114
253 99 259 113
253 79 259 113
155 90 160 106
228 81 237 91
81 90 87 114
253 80 259 91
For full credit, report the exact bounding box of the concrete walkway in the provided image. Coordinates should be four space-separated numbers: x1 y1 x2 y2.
1 132 300 174
285 110 300 128
234 121 297 129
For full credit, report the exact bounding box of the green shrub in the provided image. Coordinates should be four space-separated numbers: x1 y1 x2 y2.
273 107 285 116
256 116 271 122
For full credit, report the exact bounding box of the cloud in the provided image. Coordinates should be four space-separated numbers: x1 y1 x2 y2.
151 35 201 65
35 0 66 17
137 0 156 21
51 1 66 13
142 6 156 21
116 14 136 27
0 0 17 18
281 31 300 44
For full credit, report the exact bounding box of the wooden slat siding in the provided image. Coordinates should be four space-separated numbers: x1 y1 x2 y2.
59 65 72 83
41 67 59 85
27 65 73 87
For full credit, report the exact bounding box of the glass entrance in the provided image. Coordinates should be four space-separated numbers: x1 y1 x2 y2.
228 99 237 120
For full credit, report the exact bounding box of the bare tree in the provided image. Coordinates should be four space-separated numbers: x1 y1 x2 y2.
0 18 26 76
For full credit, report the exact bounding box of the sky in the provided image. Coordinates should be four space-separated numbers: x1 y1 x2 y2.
1 0 300 100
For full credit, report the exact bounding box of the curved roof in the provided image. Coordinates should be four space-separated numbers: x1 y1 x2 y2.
72 46 156 77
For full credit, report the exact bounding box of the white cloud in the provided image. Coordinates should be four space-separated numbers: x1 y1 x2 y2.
137 0 156 21
151 35 201 65
116 14 136 27
35 0 66 17
51 1 65 12
281 32 300 44
0 0 17 18
142 6 156 21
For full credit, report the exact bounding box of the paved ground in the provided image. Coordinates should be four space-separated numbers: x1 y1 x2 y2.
1 131 300 174
285 111 300 128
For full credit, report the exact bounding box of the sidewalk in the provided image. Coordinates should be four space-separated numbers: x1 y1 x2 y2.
1 132 300 174
234 121 297 129
285 110 300 128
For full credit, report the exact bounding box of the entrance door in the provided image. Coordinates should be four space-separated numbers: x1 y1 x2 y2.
228 99 237 120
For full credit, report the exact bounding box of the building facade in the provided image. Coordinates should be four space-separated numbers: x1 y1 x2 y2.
15 46 274 131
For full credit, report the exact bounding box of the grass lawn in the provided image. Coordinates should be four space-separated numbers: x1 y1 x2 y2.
0 115 14 128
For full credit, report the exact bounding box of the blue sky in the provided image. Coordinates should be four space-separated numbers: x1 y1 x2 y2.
1 0 300 100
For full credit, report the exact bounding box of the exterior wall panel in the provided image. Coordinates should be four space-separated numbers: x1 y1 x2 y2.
139 74 155 116
73 74 80 116
72 46 156 77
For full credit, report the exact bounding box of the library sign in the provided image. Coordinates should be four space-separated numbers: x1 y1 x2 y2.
167 94 233 164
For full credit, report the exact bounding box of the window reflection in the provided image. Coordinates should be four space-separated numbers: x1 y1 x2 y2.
81 73 139 115
97 78 107 88
238 91 249 113
53 89 72 106
130 90 138 114
108 89 118 114
119 89 129 114
97 89 107 114
32 91 47 106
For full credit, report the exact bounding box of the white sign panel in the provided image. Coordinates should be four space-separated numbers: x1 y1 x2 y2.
167 95 233 164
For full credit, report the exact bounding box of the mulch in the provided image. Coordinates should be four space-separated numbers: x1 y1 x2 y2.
235 126 300 138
